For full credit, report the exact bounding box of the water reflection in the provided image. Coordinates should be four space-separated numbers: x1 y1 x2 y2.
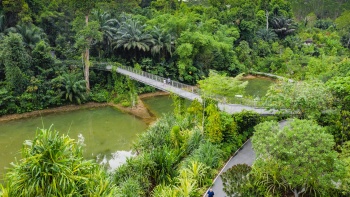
98 150 135 172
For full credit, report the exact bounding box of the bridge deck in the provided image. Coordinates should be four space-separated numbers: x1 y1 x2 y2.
106 66 276 115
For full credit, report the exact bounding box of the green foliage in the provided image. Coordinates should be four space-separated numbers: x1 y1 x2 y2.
181 161 210 188
134 114 176 152
113 18 154 53
205 103 223 143
256 29 278 42
4 128 116 196
55 73 87 104
198 70 248 100
90 85 109 102
116 178 144 197
233 110 261 137
265 80 334 119
187 99 204 125
7 23 45 50
326 75 350 111
252 119 346 196
339 141 350 194
185 141 224 169
74 19 103 52
70 0 97 16
171 93 185 118
221 164 252 197
0 33 31 95
31 40 55 77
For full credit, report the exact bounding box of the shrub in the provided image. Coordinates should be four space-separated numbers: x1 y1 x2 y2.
221 164 252 197
233 110 261 137
121 100 131 107
4 128 116 196
184 141 224 169
90 88 109 102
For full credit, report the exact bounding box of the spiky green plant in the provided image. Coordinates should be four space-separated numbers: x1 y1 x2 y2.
152 184 178 197
183 161 209 188
58 73 87 104
175 169 198 197
4 128 116 196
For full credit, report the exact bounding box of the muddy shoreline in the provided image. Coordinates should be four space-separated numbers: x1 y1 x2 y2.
0 91 170 124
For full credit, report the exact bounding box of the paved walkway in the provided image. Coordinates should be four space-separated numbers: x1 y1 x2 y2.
206 120 290 197
107 66 277 115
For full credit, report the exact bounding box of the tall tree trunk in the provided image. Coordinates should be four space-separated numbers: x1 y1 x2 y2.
84 15 90 92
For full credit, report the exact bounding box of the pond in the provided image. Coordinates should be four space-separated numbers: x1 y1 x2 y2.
142 95 190 117
242 76 275 98
0 76 274 180
0 106 150 180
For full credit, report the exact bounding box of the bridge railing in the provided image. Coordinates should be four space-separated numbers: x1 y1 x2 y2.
117 65 197 93
62 61 266 107
108 64 265 107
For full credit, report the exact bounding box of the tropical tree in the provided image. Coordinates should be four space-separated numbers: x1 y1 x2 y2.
73 18 102 91
256 28 277 42
339 141 350 194
150 26 174 58
113 18 155 56
198 70 248 101
205 103 223 143
335 10 350 48
264 80 334 119
221 164 252 197
56 73 87 104
91 9 119 57
0 33 31 95
3 128 116 196
70 0 101 91
6 23 45 50
252 119 346 196
270 16 296 39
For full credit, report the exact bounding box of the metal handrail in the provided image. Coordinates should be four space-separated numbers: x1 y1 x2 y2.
116 65 197 93
62 60 270 108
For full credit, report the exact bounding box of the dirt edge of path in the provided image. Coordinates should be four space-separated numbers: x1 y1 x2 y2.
0 91 170 124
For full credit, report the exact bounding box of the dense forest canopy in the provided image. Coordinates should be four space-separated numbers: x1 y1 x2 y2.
1 0 350 114
1 0 350 196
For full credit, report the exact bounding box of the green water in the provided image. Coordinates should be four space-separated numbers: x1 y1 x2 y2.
142 95 190 117
0 106 148 179
0 78 273 180
143 95 174 117
243 77 275 98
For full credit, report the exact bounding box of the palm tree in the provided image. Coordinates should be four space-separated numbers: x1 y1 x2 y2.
151 26 174 58
270 17 296 39
92 9 119 57
57 73 87 104
256 28 278 42
113 19 155 53
6 23 46 50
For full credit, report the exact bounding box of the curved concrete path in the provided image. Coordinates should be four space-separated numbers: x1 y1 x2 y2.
206 120 289 197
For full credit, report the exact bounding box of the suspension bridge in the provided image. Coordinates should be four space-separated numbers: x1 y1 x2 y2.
105 65 277 115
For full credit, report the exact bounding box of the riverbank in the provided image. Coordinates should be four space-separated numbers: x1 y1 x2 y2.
0 91 170 124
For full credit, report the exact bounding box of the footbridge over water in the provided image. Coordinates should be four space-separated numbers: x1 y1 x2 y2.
104 65 276 115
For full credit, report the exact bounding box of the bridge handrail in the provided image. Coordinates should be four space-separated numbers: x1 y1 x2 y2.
116 65 197 93
62 60 268 108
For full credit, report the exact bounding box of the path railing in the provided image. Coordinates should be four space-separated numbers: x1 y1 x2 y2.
62 60 271 109
116 65 196 93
